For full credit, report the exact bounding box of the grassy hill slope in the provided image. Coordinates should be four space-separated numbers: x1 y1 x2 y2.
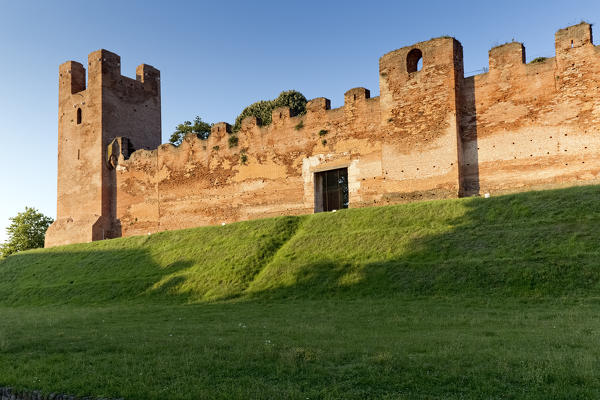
2 185 600 399
2 185 600 306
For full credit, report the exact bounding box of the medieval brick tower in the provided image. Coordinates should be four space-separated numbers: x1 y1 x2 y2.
45 50 161 247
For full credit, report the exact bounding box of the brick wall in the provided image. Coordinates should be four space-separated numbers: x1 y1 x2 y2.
46 22 600 246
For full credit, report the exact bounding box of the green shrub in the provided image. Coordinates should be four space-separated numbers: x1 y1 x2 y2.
233 90 307 132
529 57 548 64
318 129 328 136
169 116 212 146
295 120 304 130
228 135 239 148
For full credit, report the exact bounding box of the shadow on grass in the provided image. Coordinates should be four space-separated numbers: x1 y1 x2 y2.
0 248 197 305
2 185 600 305
245 185 600 300
0 215 302 306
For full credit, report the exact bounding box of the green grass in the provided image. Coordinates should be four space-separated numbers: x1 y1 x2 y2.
2 185 600 399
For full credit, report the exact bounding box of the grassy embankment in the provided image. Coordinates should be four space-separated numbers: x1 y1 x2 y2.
2 185 600 399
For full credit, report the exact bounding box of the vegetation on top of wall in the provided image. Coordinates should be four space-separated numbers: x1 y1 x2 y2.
169 116 212 146
529 57 548 64
232 90 307 132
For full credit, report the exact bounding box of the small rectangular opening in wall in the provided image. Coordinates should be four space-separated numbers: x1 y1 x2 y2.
314 167 349 212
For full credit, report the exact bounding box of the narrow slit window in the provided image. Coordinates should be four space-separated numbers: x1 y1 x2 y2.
77 108 82 124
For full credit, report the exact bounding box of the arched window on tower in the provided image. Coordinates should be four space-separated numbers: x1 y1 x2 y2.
77 108 82 125
407 48 423 73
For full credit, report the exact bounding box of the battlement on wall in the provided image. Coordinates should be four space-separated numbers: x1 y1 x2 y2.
113 22 600 173
47 22 600 247
59 49 160 96
117 90 380 168
469 22 597 78
116 22 599 163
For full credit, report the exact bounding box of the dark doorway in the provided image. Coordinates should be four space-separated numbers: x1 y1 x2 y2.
314 167 349 212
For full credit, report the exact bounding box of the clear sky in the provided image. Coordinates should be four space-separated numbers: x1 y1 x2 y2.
0 0 598 243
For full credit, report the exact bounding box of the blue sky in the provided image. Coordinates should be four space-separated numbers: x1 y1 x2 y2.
0 0 598 242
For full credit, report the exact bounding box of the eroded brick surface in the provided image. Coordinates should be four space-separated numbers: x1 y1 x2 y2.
45 23 600 247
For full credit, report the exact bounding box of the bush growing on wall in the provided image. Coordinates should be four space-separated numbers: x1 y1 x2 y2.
233 90 307 132
169 116 212 146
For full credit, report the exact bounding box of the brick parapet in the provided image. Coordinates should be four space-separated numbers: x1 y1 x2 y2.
46 22 600 246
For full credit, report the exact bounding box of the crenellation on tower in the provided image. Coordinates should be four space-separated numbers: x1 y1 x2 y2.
136 64 160 94
59 61 86 94
87 49 121 84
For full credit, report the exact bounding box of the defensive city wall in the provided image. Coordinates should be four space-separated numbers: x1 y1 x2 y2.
46 23 600 247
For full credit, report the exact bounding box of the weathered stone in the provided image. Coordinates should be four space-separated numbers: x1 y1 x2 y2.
46 22 600 247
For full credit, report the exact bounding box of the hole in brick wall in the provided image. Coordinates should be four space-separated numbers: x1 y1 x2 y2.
571 40 574 48
407 48 423 73
76 108 82 124
77 149 80 160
